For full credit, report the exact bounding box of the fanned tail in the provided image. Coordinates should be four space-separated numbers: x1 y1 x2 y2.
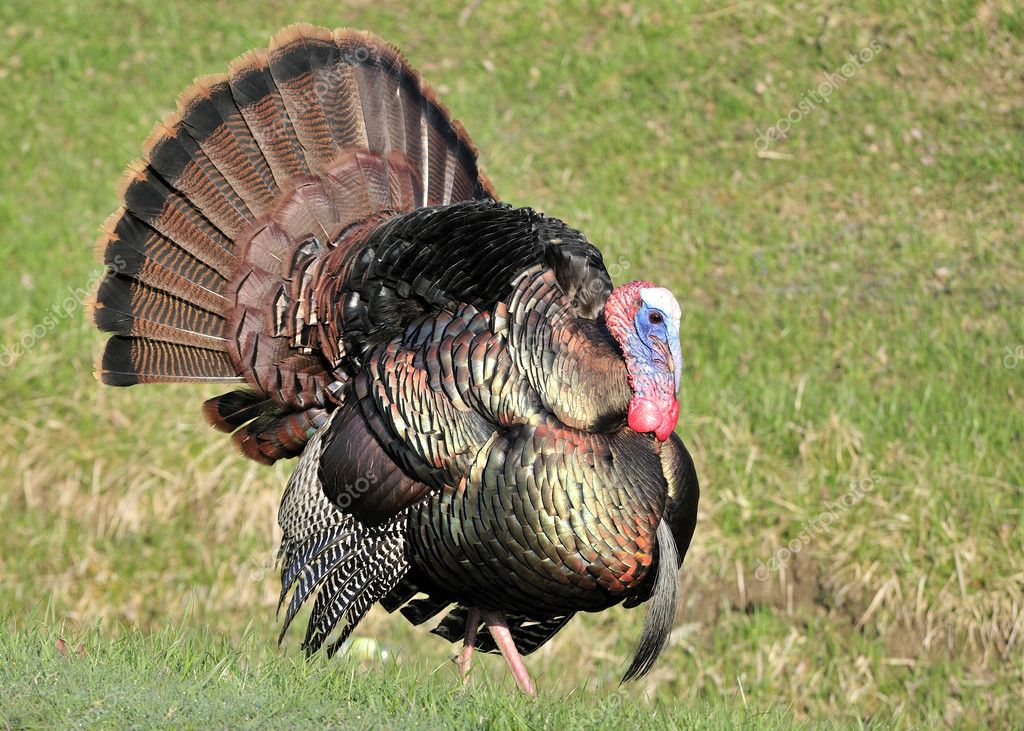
92 24 495 462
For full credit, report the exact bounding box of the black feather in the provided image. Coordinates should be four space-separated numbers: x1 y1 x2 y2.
202 390 273 433
99 336 141 386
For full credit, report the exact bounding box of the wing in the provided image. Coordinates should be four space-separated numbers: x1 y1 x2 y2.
275 409 412 655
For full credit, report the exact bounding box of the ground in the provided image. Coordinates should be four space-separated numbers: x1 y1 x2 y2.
0 1 1021 728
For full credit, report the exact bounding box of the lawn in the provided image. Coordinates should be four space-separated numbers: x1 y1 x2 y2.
1 0 1022 728
0 619 802 729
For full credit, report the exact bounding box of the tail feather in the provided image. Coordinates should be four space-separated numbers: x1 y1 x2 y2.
176 74 279 214
98 212 226 313
350 45 394 154
268 25 349 170
143 113 254 238
93 277 226 349
425 118 453 206
202 389 274 432
98 336 239 386
318 32 374 152
117 160 237 275
384 150 419 211
229 48 311 185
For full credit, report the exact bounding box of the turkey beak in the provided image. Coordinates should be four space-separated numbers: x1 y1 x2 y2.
669 333 682 393
652 336 682 392
651 337 673 369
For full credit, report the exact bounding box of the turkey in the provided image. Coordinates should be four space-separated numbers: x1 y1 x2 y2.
90 24 699 694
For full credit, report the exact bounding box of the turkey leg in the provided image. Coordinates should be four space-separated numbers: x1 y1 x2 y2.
481 610 536 696
458 607 480 681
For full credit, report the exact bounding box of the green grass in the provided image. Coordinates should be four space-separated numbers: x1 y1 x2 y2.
1 618 801 730
1 0 1022 728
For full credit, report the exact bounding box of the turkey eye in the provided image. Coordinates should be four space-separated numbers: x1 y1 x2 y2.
648 311 664 325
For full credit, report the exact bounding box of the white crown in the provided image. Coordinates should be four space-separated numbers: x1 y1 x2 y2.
639 287 681 330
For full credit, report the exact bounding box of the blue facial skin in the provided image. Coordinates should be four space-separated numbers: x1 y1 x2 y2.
633 302 683 392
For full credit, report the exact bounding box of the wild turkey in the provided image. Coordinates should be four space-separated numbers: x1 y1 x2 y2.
90 24 699 694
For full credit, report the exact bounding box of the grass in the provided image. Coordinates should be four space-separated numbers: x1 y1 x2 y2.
1 0 1022 728
1 617 799 730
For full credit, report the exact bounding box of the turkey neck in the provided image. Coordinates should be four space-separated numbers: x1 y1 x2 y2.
569 317 633 430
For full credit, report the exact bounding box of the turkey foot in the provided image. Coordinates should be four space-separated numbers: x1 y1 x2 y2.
481 610 536 696
458 607 480 682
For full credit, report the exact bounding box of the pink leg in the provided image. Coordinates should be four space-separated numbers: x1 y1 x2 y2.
458 607 480 682
481 610 536 696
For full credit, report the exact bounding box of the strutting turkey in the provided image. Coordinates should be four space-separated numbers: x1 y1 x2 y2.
90 24 699 694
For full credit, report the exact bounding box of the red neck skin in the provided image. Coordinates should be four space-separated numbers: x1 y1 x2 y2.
604 282 680 442
626 376 680 442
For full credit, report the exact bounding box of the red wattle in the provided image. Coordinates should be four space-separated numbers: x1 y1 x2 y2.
627 397 680 441
656 398 680 441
